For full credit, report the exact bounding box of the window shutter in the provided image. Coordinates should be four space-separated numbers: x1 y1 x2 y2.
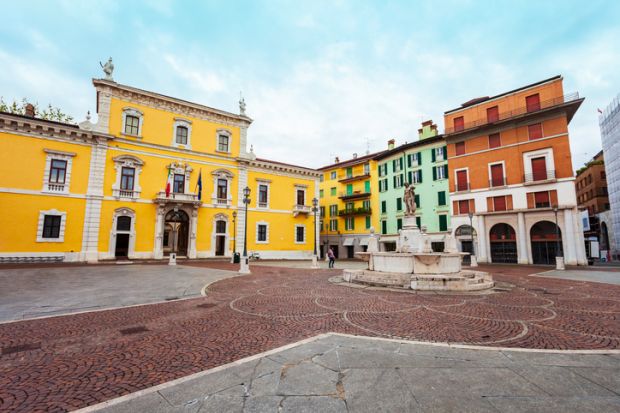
393 176 396 188
531 157 547 180
400 173 404 185
399 157 403 169
407 154 412 168
431 149 436 163
415 194 420 208
418 170 423 183
433 167 437 181
408 171 413 184
443 145 448 157
443 165 448 177
418 152 422 164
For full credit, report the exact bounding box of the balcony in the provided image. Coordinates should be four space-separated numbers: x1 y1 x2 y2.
489 177 507 188
154 191 201 205
339 190 371 200
338 207 372 216
338 173 371 183
45 182 66 192
445 92 580 135
292 204 312 216
524 169 556 184
113 188 140 199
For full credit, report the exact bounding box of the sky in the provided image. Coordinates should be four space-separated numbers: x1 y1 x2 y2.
1 0 619 170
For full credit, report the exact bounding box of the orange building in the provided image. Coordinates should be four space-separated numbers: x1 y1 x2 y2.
444 75 587 266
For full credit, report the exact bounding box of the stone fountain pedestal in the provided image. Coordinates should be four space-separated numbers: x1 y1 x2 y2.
348 219 493 292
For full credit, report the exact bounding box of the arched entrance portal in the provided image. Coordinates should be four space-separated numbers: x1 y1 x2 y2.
455 225 476 265
164 209 189 257
489 223 517 263
215 219 227 256
530 221 562 265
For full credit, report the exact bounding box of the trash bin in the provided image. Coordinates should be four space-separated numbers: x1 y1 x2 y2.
233 252 240 263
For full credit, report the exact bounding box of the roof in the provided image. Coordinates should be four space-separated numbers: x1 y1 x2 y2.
444 75 562 114
373 135 445 161
0 111 79 129
317 150 386 171
92 78 251 124
255 157 317 172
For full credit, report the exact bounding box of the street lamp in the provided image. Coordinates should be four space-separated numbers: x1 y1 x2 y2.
468 211 478 267
553 205 565 270
311 197 319 268
231 211 237 263
239 186 251 274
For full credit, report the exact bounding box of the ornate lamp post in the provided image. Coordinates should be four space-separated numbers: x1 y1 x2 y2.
553 205 565 270
230 211 237 263
239 186 251 274
311 197 320 268
468 211 478 267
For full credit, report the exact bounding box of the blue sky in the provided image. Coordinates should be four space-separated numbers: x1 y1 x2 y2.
1 0 619 169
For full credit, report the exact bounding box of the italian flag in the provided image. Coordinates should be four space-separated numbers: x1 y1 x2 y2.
165 168 173 197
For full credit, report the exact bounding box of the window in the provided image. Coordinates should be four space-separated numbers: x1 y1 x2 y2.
455 142 465 156
456 170 469 191
493 196 507 211
330 187 337 196
490 163 505 187
526 93 541 112
528 123 543 140
120 167 135 190
345 217 355 230
330 219 338 231
320 206 325 217
414 194 420 209
117 215 132 232
433 165 447 181
397 218 402 231
488 133 501 149
346 167 353 178
432 147 446 163
345 202 354 212
296 189 305 206
258 184 268 207
454 116 464 132
175 126 188 145
173 174 185 193
49 159 67 184
365 216 371 229
364 180 370 193
363 200 370 210
319 189 324 198
396 197 402 211
217 178 228 200
393 157 403 172
408 152 421 167
42 215 61 239
381 220 387 234
381 200 387 214
379 179 388 192
257 224 268 242
320 174 324 182
364 163 370 174
296 226 305 243
534 191 550 208
329 205 338 216
330 171 337 179
438 191 446 206
439 215 448 232
217 134 230 152
458 200 470 214
416 216 421 228
531 157 548 181
346 184 353 195
124 115 140 135
487 106 499 123
410 170 422 184
394 174 404 188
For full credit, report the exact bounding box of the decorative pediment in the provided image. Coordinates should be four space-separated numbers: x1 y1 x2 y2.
113 154 144 167
211 168 234 178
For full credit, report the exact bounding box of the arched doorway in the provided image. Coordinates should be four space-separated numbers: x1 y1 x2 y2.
114 216 132 258
215 219 227 256
489 223 517 263
164 209 189 256
455 225 476 265
530 221 562 265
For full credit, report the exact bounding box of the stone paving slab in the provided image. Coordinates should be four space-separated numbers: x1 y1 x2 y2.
535 269 620 285
0 264 237 322
89 334 620 413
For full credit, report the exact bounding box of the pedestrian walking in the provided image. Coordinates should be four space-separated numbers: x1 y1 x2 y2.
328 247 336 268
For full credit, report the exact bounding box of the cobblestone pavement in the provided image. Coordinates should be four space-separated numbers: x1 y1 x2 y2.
0 263 619 412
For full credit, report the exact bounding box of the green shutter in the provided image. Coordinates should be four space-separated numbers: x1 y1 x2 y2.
431 149 436 163
397 219 402 231
364 180 370 192
439 215 448 232
416 216 421 228
433 167 437 181
366 216 371 229
399 157 403 169
444 145 448 158
415 194 420 208
381 201 386 213
444 164 449 178
396 197 402 211
418 152 422 164
438 191 446 206
407 154 412 168
392 160 396 172
407 171 413 184
418 170 423 183
382 220 387 234
346 184 353 195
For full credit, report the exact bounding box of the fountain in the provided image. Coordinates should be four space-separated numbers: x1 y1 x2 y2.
344 183 494 291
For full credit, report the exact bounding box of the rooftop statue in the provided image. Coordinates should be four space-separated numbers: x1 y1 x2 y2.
100 57 114 81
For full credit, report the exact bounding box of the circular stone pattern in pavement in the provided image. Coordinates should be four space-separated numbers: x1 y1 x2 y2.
0 263 619 412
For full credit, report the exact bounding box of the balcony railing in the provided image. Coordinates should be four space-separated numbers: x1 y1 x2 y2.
338 173 371 183
489 177 507 188
339 191 371 200
46 182 66 192
338 207 372 216
292 204 312 216
445 92 580 135
524 169 556 184
455 182 470 192
113 188 139 199
154 191 200 203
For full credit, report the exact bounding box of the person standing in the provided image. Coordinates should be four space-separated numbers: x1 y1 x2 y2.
327 247 336 269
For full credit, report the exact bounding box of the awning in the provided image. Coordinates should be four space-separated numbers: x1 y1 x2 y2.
343 238 356 246
359 238 369 246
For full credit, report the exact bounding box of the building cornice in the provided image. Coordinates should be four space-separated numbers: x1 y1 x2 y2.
242 158 320 178
93 79 252 128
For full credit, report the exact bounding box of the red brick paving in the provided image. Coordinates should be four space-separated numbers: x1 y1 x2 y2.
1 263 619 412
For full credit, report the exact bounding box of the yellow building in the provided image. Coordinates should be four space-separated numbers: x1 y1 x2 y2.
0 73 319 263
318 152 382 258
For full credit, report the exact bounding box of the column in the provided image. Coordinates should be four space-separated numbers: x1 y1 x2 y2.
236 166 248 255
563 208 578 265
517 212 529 264
80 140 107 263
188 207 198 259
476 215 488 263
154 205 165 259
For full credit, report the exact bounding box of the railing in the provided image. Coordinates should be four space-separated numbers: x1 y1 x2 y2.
292 204 312 214
455 182 470 192
524 169 556 183
113 188 138 198
46 183 65 192
339 191 371 199
338 207 372 216
155 191 199 202
489 177 507 187
258 201 268 208
216 198 229 205
445 92 580 134
338 173 371 182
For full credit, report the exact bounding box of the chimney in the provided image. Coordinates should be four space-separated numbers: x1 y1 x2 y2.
25 103 35 118
352 153 358 159
388 139 395 150
335 156 340 163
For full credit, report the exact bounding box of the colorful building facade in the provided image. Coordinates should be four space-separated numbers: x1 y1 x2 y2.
318 152 382 258
373 121 450 250
0 74 319 262
445 75 587 266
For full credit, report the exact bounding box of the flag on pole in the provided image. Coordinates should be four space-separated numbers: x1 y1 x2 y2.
196 169 203 201
165 168 173 197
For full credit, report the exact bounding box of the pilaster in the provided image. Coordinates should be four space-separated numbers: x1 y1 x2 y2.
517 212 529 264
80 140 108 263
476 215 488 263
563 208 577 265
236 165 249 254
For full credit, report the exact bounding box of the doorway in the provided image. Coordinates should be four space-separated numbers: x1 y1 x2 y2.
114 215 132 258
489 223 517 263
530 221 562 265
215 220 227 256
164 209 189 256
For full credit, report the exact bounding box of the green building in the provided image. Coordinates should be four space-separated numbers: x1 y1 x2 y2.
373 120 450 250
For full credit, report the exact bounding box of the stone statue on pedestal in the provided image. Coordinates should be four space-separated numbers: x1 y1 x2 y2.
239 93 247 116
404 182 416 216
100 57 114 81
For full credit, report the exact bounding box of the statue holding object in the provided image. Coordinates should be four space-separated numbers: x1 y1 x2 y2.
404 181 416 216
